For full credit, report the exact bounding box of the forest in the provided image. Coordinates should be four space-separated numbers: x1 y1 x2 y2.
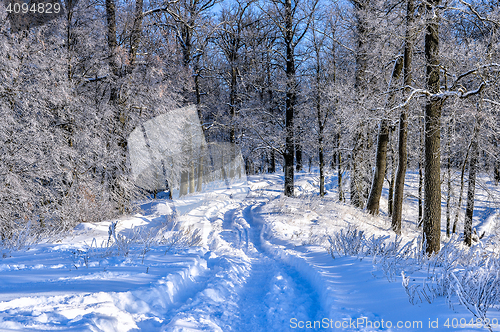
1 0 499 256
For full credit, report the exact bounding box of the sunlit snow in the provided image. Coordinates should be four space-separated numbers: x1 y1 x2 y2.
0 171 499 331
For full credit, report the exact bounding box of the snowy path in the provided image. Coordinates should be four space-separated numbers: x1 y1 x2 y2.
1 173 500 331
164 199 323 331
233 204 322 331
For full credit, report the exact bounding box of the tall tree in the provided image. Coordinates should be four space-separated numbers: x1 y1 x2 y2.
155 0 218 196
464 115 480 246
391 0 415 234
266 0 318 196
215 0 254 179
348 0 373 208
366 55 402 215
422 0 443 254
283 0 297 196
308 12 329 196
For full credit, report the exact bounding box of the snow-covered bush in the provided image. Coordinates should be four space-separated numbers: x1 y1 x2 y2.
452 267 500 329
327 227 367 257
327 227 500 327
70 214 203 268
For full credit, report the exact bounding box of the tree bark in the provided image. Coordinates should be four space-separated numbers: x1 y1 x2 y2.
367 56 402 215
452 135 472 233
195 72 205 192
189 162 195 193
229 60 237 180
179 123 190 197
318 99 325 197
179 171 189 196
422 0 443 254
446 131 452 237
295 142 303 172
388 136 396 217
105 0 118 77
494 157 500 185
270 150 276 173
464 132 479 247
129 0 143 69
464 131 478 246
418 122 423 225
197 146 204 192
351 133 362 207
314 40 325 197
283 0 296 197
350 0 369 208
65 1 75 81
337 132 344 201
366 119 389 214
105 0 129 212
392 0 414 234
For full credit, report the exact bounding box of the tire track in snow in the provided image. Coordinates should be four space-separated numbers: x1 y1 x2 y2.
232 204 322 331
162 200 251 331
234 255 321 331
163 199 323 331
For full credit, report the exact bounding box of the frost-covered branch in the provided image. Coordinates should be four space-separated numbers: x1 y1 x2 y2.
458 0 500 27
142 0 179 17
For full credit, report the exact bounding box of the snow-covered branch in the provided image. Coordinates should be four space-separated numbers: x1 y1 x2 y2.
458 0 500 27
142 0 179 17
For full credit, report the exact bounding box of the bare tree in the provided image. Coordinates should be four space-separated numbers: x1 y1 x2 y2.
265 0 318 196
366 55 402 215
391 0 415 233
421 0 443 254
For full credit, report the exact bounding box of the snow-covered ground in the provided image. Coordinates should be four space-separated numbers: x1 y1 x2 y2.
1 171 500 331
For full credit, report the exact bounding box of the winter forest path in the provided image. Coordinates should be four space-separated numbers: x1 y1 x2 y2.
2 173 498 331
233 204 323 331
164 194 324 331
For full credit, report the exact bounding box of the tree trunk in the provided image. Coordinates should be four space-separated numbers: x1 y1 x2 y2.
366 119 389 214
319 149 325 196
283 0 295 197
129 0 143 69
392 110 407 229
105 0 118 77
270 150 276 173
195 72 205 192
189 162 195 193
422 0 443 254
351 1 369 208
388 136 396 217
318 112 325 197
464 133 478 246
445 125 452 237
230 64 237 180
367 56 402 215
418 120 423 225
197 148 204 192
194 63 201 105
179 122 190 197
179 171 189 197
494 158 500 185
316 52 325 197
295 142 303 172
188 127 195 193
351 133 362 207
105 0 129 212
392 0 414 234
337 133 344 201
65 1 75 81
452 132 473 233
